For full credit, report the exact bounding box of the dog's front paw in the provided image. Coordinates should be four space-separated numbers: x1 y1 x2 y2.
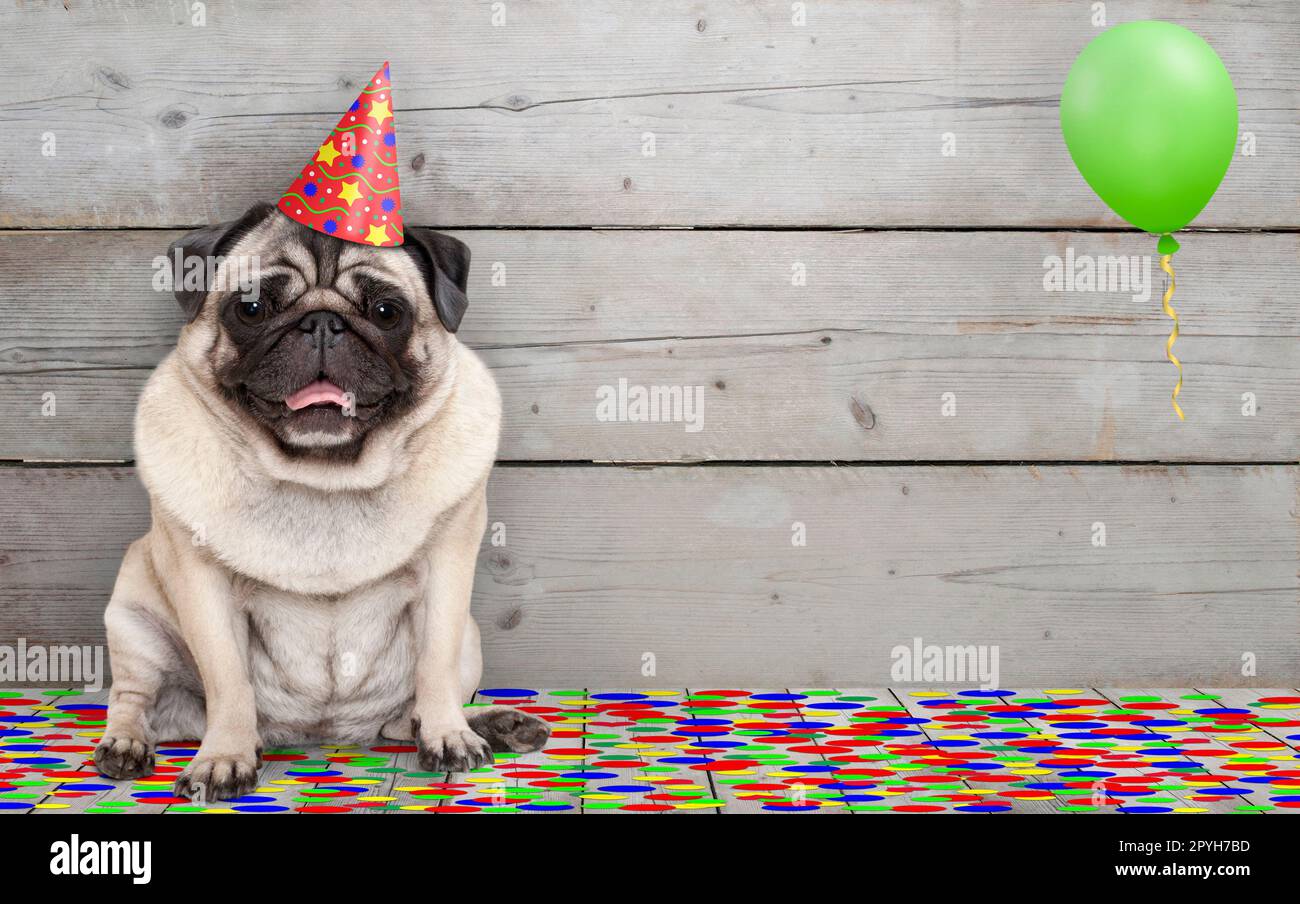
94 735 155 780
414 719 494 773
173 750 259 802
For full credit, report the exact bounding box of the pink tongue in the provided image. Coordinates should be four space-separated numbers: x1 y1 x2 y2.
285 379 348 411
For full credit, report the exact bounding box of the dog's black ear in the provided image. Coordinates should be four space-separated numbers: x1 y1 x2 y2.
168 202 276 322
402 228 470 333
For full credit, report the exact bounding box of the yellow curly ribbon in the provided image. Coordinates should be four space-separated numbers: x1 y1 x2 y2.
1159 254 1184 421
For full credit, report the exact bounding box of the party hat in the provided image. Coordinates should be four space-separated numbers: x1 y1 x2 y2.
279 61 404 246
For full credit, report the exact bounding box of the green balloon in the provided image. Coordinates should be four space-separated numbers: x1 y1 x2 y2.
1060 21 1238 248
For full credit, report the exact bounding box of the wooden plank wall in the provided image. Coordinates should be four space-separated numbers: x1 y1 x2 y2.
0 1 1296 686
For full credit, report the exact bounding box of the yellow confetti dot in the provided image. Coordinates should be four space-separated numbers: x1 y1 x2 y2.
1045 689 1084 695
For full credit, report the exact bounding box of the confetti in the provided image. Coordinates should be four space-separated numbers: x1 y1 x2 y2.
2 689 1296 813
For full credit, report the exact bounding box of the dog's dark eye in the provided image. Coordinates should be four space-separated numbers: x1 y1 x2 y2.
236 299 266 325
371 300 403 330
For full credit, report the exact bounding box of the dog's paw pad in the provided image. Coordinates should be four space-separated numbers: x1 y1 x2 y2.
94 735 155 780
468 708 552 754
172 753 259 803
415 723 494 773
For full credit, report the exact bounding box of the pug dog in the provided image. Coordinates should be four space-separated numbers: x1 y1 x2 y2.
93 202 550 801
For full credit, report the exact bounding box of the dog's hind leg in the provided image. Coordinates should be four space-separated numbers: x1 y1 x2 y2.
466 706 552 754
456 616 551 754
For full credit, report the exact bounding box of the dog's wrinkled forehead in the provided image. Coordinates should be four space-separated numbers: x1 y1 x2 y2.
171 204 471 333
226 214 432 318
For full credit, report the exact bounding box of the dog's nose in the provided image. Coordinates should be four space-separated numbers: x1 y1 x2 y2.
297 310 347 349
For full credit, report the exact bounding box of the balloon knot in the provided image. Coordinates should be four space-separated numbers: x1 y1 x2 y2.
1157 233 1180 255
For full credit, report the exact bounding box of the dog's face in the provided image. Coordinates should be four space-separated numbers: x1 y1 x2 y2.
169 203 470 456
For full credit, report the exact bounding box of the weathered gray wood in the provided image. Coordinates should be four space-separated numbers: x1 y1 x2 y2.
0 1 1294 228
1 464 1294 686
3 229 1295 462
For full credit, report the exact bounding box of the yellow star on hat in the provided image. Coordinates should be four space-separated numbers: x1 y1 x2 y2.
315 140 341 166
336 180 364 205
368 98 392 125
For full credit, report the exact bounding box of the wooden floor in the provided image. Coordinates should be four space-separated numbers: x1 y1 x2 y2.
3 687 1297 814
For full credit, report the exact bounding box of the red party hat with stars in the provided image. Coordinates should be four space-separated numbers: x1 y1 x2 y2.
279 61 403 246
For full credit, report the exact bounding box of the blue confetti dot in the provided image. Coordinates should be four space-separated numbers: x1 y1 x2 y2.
784 764 838 773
